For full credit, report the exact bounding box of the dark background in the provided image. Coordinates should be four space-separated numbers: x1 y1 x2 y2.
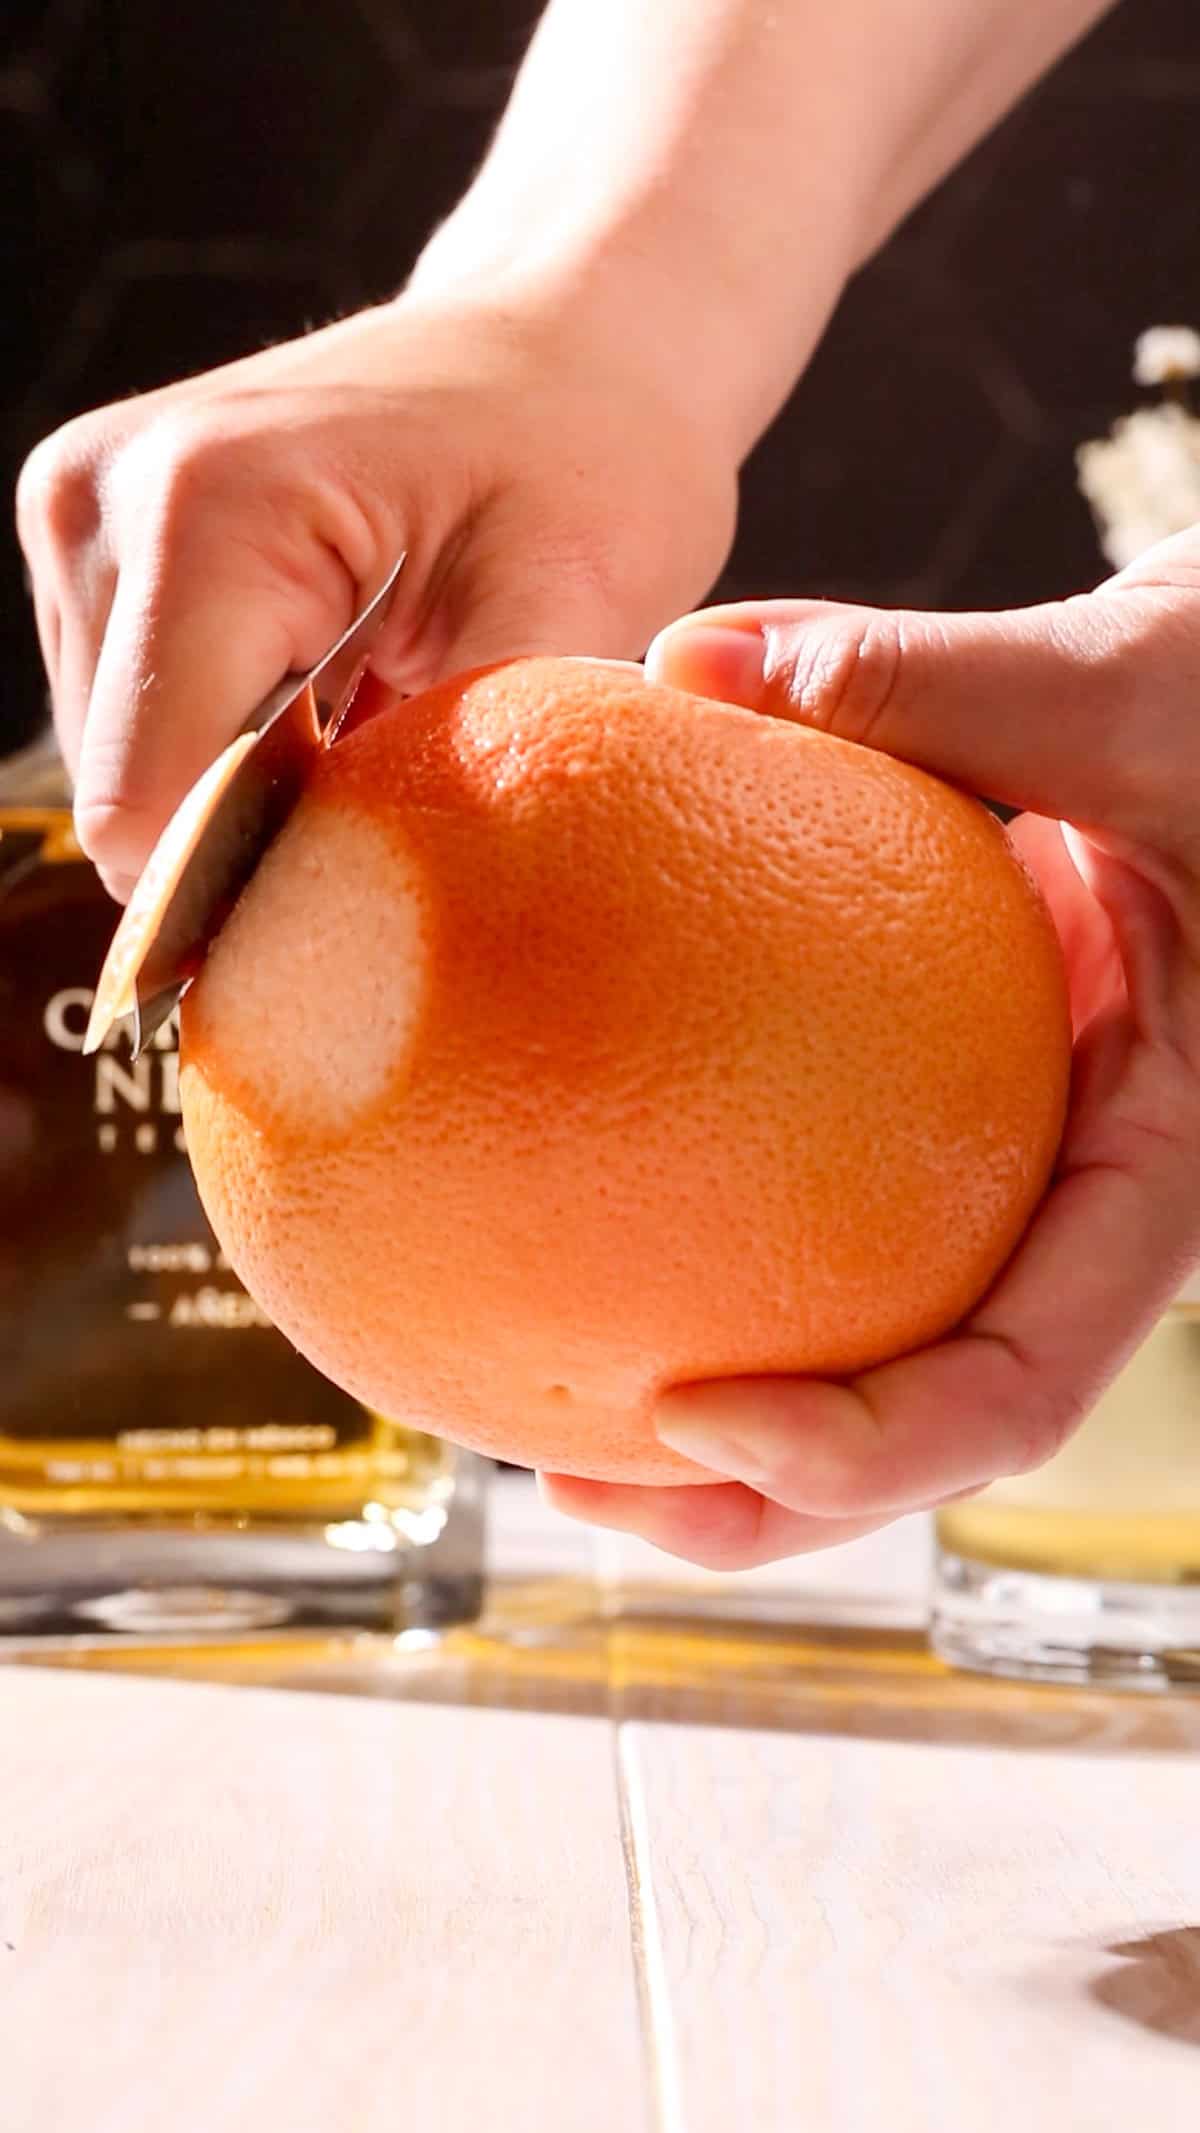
3 0 1197 756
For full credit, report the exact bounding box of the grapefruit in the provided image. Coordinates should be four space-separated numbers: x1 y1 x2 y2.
177 657 1070 1484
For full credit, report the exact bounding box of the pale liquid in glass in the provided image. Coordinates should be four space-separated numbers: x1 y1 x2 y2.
932 1308 1200 1687
938 1310 1200 1584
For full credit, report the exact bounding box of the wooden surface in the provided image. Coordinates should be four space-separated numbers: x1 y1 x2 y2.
3 1478 1200 2132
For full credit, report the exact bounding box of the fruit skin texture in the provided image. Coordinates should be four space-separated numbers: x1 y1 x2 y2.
179 657 1071 1486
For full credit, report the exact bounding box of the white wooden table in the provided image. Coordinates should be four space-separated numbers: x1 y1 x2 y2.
2 1475 1198 2132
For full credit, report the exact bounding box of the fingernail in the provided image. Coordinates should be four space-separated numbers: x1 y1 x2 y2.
653 1382 781 1486
644 622 765 706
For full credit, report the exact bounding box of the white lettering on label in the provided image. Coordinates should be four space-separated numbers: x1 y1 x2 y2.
160 1052 180 1113
45 988 178 1055
169 1288 274 1330
117 1425 336 1453
44 986 181 1149
43 988 92 1050
95 1054 152 1113
128 1243 212 1274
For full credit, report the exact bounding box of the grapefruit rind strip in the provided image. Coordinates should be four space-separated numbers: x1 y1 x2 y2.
84 733 259 1054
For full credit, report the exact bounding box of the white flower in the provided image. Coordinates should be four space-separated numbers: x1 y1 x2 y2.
1077 328 1200 567
1132 326 1200 388
1076 404 1200 569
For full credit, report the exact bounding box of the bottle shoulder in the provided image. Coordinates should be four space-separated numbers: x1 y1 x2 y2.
0 729 73 810
0 731 81 869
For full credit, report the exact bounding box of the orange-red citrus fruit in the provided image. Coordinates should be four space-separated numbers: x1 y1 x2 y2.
178 657 1070 1484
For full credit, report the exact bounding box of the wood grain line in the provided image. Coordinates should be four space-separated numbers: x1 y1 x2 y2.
615 1723 687 2133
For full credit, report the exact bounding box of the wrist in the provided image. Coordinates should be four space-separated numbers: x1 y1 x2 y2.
407 194 850 474
362 275 739 653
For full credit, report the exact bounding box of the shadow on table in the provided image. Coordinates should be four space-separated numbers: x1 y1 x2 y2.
14 1572 1200 1758
1089 1927 1200 2047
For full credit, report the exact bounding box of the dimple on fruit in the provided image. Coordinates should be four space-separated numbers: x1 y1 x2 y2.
177 657 1071 1485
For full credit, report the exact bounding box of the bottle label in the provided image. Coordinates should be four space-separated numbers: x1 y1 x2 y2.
0 822 428 1507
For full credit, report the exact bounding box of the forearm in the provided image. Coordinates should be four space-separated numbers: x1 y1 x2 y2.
411 0 1115 462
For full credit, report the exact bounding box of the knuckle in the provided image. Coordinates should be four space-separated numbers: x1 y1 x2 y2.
1140 612 1200 831
772 1389 890 1520
785 1453 876 1521
779 610 908 749
16 424 104 554
1085 587 1200 837
118 409 244 532
656 1488 765 1571
1002 1388 1087 1478
73 784 157 883
73 794 128 871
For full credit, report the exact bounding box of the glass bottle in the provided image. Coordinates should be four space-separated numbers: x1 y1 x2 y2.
0 733 487 1643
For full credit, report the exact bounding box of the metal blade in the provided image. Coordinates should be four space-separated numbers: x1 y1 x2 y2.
244 552 406 738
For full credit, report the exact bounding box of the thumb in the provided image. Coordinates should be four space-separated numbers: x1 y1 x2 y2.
645 537 1200 841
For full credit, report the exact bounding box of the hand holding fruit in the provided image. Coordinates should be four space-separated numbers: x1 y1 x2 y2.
541 532 1200 1564
175 655 1069 1519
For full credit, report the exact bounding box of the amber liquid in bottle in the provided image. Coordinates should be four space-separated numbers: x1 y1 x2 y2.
0 737 485 1640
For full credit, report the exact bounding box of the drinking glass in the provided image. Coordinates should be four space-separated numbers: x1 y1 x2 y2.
930 1289 1200 1691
